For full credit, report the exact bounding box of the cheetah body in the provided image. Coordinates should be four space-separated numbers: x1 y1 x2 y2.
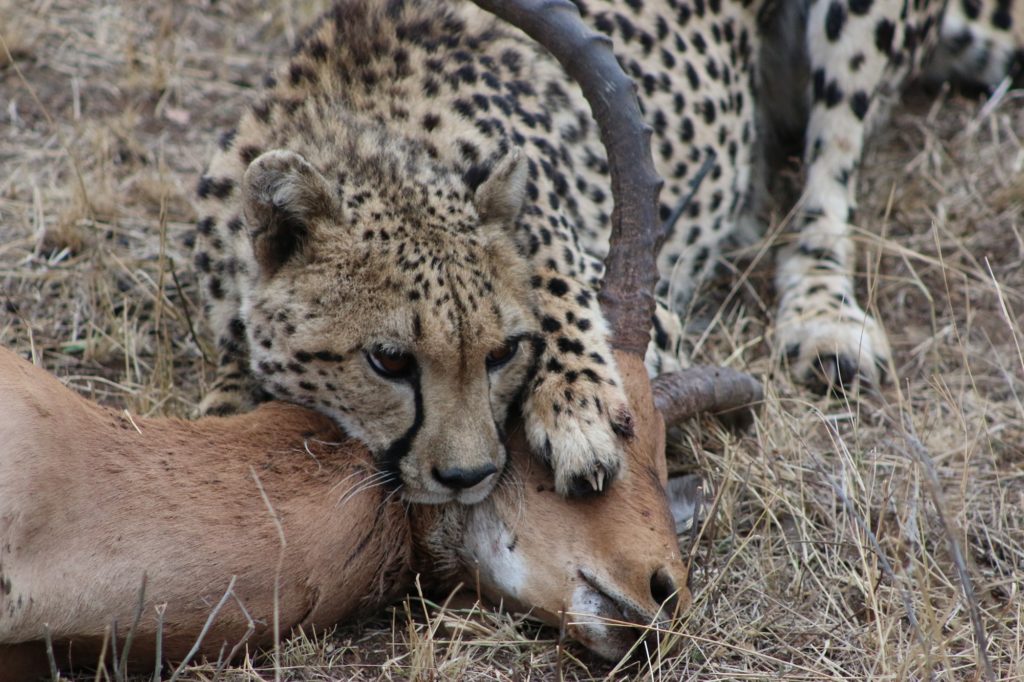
193 0 1020 501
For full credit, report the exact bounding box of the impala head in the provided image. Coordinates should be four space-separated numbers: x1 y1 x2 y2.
419 349 701 660
421 359 758 661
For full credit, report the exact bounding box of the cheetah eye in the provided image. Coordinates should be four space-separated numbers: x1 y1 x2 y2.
485 338 519 370
367 347 416 379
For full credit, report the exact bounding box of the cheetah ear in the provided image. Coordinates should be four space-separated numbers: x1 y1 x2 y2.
242 149 338 278
473 148 528 226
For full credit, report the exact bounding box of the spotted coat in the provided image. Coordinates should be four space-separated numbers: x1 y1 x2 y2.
192 0 1020 501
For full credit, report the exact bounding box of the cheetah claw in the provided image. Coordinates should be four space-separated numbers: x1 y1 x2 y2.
523 384 631 497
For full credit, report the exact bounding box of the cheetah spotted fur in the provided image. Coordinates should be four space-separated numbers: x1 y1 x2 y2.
192 0 1021 502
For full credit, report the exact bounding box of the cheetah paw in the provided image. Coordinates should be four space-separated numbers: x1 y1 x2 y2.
196 386 258 417
776 301 892 394
523 381 634 497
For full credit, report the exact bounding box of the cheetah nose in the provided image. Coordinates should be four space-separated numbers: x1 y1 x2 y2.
432 463 498 490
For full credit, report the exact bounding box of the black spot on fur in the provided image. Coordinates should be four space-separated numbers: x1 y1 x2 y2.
875 19 895 55
422 113 441 132
652 315 669 350
541 316 562 332
547 278 569 297
218 128 237 151
194 251 211 273
797 244 842 265
849 0 873 15
556 337 585 355
197 216 214 236
229 318 246 340
308 39 328 61
196 176 235 200
850 91 869 120
825 2 846 41
289 63 314 86
463 164 490 191
993 5 1012 30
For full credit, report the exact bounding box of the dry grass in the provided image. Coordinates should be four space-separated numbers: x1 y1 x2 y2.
2 1 1023 680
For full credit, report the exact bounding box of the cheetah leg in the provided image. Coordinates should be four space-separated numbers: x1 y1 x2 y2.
522 265 635 497
776 0 937 392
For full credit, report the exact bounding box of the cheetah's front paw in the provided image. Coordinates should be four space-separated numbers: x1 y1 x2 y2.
197 387 256 417
197 375 270 417
522 376 634 497
776 294 892 394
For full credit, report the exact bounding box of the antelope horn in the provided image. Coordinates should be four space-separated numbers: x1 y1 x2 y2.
474 0 762 424
652 366 764 428
471 0 662 357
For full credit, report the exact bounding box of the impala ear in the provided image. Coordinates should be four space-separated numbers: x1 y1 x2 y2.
242 149 338 277
473 148 528 225
666 474 706 535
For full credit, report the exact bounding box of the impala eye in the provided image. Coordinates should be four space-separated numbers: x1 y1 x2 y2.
486 338 519 370
367 347 415 379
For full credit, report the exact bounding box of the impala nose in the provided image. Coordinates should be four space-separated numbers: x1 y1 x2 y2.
432 463 498 490
649 566 688 617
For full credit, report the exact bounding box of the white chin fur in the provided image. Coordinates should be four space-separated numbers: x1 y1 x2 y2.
567 584 637 661
455 482 494 505
462 502 526 599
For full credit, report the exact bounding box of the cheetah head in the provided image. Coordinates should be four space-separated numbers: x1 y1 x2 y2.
239 146 538 504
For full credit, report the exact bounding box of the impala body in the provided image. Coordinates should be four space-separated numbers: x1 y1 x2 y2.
0 347 690 677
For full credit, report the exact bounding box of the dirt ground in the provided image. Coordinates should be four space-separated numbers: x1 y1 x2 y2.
2 0 1022 680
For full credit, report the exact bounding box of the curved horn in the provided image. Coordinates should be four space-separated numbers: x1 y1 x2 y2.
652 366 764 427
470 0 662 357
473 0 762 425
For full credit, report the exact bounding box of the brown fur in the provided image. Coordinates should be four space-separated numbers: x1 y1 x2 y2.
0 347 410 675
0 347 688 677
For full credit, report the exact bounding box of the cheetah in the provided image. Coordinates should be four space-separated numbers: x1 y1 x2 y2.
192 0 1020 503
